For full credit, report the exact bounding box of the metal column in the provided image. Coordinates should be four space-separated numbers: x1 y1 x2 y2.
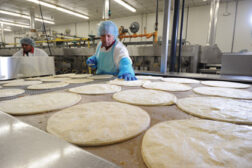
206 0 220 46
178 0 185 72
231 0 238 53
0 23 5 43
30 8 36 30
169 0 180 72
160 0 171 73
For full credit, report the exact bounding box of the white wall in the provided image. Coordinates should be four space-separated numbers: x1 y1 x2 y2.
4 0 252 52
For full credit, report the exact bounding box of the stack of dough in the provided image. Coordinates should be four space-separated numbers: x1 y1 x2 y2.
142 120 252 168
47 102 150 146
0 92 81 115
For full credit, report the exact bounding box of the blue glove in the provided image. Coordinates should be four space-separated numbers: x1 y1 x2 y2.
117 57 137 81
86 55 97 69
118 73 137 81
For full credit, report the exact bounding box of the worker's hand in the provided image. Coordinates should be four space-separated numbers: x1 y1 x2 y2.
118 73 137 81
86 56 97 69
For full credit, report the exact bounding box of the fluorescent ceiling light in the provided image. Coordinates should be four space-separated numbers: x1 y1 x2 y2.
0 19 30 28
26 0 89 19
113 0 136 12
0 10 55 24
0 28 12 32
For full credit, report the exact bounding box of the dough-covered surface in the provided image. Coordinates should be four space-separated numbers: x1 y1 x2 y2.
113 89 176 106
71 74 93 78
142 120 252 168
54 73 76 78
0 92 81 115
161 78 200 84
0 89 25 98
39 78 69 82
69 84 121 94
27 82 69 90
177 97 252 124
47 101 150 146
108 79 149 87
193 87 252 99
136 76 163 80
88 75 113 79
3 81 42 86
0 79 24 84
201 80 250 88
64 79 93 84
142 82 191 92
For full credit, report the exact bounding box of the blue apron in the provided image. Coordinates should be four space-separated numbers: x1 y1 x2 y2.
96 41 118 75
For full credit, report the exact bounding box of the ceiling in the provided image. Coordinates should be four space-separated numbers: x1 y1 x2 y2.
0 0 241 31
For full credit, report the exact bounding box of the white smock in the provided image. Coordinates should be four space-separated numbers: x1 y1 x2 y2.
13 48 48 57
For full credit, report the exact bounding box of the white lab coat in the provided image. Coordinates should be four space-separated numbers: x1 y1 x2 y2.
96 40 132 68
13 48 48 57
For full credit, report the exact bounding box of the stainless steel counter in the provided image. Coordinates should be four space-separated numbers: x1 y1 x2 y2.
0 111 120 168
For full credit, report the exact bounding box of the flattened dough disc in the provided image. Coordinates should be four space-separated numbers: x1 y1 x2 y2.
143 82 192 92
27 82 69 90
161 78 200 84
0 89 25 98
201 80 250 89
177 97 252 124
40 78 69 82
113 89 176 106
136 76 163 80
142 120 252 168
193 87 252 99
108 79 149 87
3 81 42 86
71 74 92 78
69 84 121 94
0 92 81 115
88 75 113 80
64 79 93 84
47 101 150 146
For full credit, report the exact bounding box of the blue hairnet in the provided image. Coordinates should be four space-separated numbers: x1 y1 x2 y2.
98 21 118 37
20 37 35 47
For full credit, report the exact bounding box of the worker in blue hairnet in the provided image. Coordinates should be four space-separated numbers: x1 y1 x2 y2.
86 21 137 81
13 37 48 57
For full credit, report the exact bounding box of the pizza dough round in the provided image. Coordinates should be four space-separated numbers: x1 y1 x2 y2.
0 92 81 115
142 82 192 92
142 120 252 168
177 97 252 124
201 80 250 89
27 82 69 90
0 89 25 98
40 78 69 82
161 77 200 84
64 79 93 84
0 79 24 84
54 73 76 78
3 81 42 87
136 75 163 80
113 89 176 106
69 84 121 95
88 75 113 80
108 79 149 87
193 87 252 99
71 74 93 78
47 101 150 146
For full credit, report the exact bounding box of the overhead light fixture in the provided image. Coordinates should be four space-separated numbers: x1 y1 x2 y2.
0 10 55 24
113 0 136 12
26 0 89 19
0 19 30 28
0 28 12 32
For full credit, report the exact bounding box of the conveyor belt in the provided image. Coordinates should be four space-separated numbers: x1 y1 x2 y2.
0 76 252 168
